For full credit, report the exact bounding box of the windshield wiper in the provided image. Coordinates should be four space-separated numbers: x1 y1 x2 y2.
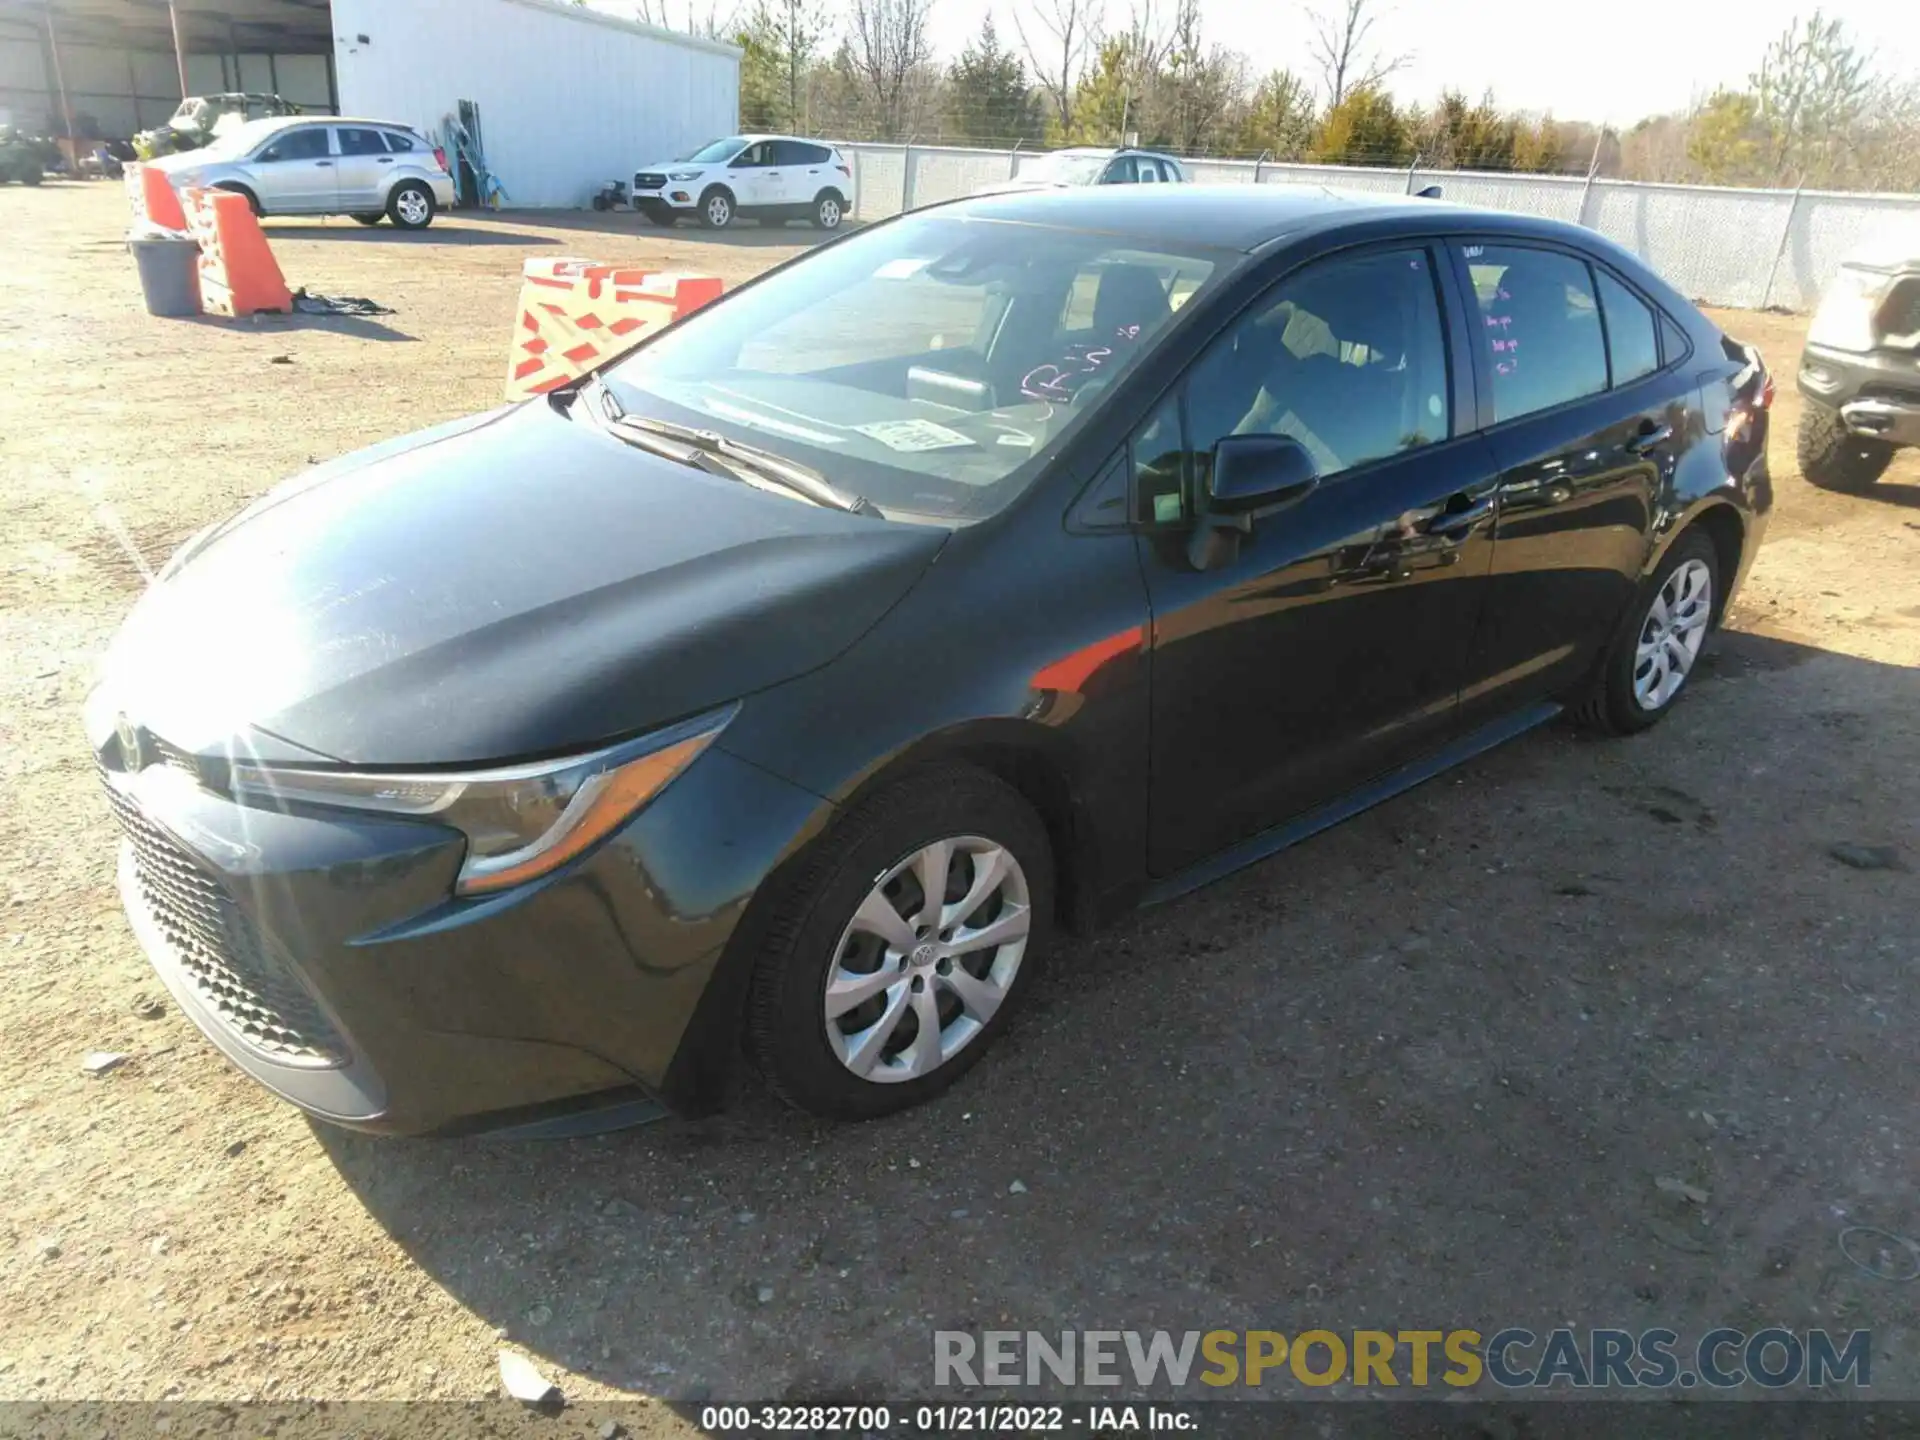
579 377 879 517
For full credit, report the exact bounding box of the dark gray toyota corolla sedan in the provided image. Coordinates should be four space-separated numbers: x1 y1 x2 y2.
88 185 1773 1136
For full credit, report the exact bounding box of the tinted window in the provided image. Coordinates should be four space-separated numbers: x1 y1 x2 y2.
1184 248 1451 488
336 127 386 156
1659 311 1690 364
381 130 416 153
1136 159 1163 183
259 127 329 162
775 140 831 165
1103 156 1137 184
1468 246 1606 422
1595 269 1659 385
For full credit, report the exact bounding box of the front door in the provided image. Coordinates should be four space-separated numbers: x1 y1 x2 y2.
726 141 777 210
245 124 336 212
1448 242 1686 715
332 126 395 210
1136 244 1498 875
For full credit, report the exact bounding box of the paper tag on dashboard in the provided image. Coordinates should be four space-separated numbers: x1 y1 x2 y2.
854 419 977 452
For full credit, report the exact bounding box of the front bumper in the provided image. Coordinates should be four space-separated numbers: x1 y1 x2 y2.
631 177 700 210
1799 342 1920 446
96 735 827 1135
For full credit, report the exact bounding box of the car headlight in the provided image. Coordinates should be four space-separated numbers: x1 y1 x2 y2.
667 169 702 182
1806 265 1891 353
228 707 734 895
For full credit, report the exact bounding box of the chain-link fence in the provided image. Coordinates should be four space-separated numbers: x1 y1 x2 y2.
836 141 1920 312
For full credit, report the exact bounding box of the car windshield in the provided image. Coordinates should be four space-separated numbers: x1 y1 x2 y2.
1017 152 1109 185
676 136 746 163
602 214 1228 523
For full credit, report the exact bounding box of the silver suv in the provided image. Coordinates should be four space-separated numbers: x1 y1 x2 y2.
151 116 457 230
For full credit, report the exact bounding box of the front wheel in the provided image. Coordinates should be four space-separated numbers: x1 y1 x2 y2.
350 211 384 226
387 181 435 230
746 765 1053 1120
1574 528 1720 735
1798 401 1893 492
698 185 734 229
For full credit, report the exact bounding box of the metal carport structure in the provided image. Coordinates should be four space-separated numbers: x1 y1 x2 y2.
0 0 337 145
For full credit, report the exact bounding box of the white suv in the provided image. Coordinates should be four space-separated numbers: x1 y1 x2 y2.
632 135 854 231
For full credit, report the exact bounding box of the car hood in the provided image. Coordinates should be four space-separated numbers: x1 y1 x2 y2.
971 178 1070 197
100 400 948 766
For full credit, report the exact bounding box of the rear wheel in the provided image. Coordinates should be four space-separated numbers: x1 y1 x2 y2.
1574 528 1720 736
18 167 43 186
812 190 845 230
350 211 384 226
1798 400 1893 492
746 765 1053 1120
387 181 435 230
699 185 734 229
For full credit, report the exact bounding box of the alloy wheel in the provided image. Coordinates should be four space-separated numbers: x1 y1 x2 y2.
824 836 1031 1084
818 197 841 228
706 193 731 227
1633 558 1712 710
395 189 430 226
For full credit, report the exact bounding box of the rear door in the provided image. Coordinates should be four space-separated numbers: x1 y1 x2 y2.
773 139 830 206
244 124 335 211
332 126 392 209
1448 241 1693 719
1135 243 1498 874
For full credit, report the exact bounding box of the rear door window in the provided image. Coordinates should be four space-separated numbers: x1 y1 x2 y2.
775 140 831 165
336 127 387 156
381 131 417 153
1595 269 1659 386
1466 245 1608 423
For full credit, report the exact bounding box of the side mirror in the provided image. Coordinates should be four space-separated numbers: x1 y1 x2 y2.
1187 435 1319 571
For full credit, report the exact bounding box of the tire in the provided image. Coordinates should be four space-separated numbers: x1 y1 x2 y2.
639 202 675 226
746 764 1054 1120
350 212 384 226
19 168 42 187
1798 401 1893 492
812 189 845 230
1573 527 1721 736
387 181 435 230
698 185 734 229
213 182 260 216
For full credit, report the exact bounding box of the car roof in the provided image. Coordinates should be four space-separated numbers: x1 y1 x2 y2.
248 115 410 132
935 182 1626 257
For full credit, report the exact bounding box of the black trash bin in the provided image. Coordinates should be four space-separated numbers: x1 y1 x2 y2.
128 231 201 317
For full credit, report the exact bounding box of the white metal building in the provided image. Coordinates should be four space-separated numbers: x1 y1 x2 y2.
0 0 738 209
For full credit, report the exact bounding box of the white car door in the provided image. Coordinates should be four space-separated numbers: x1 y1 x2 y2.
771 140 827 208
245 124 337 212
724 141 776 209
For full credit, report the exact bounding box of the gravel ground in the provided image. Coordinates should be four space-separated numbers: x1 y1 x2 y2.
2 183 1918 1426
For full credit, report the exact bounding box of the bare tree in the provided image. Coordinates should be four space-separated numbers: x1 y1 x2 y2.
849 0 936 139
625 0 739 38
1306 0 1407 111
1013 0 1103 138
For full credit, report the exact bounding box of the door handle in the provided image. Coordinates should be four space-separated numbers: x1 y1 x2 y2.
378 156 393 163
1626 422 1673 454
314 160 333 167
1424 495 1495 538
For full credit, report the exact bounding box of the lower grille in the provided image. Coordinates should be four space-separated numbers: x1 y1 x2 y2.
104 782 346 1066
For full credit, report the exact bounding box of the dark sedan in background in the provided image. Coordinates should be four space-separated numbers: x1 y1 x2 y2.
88 185 1773 1136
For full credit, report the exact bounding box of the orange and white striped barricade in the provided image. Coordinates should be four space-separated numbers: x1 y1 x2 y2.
180 186 293 317
505 258 724 401
125 162 187 232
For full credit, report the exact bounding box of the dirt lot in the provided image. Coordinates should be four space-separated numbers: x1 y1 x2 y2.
2 182 1918 1424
